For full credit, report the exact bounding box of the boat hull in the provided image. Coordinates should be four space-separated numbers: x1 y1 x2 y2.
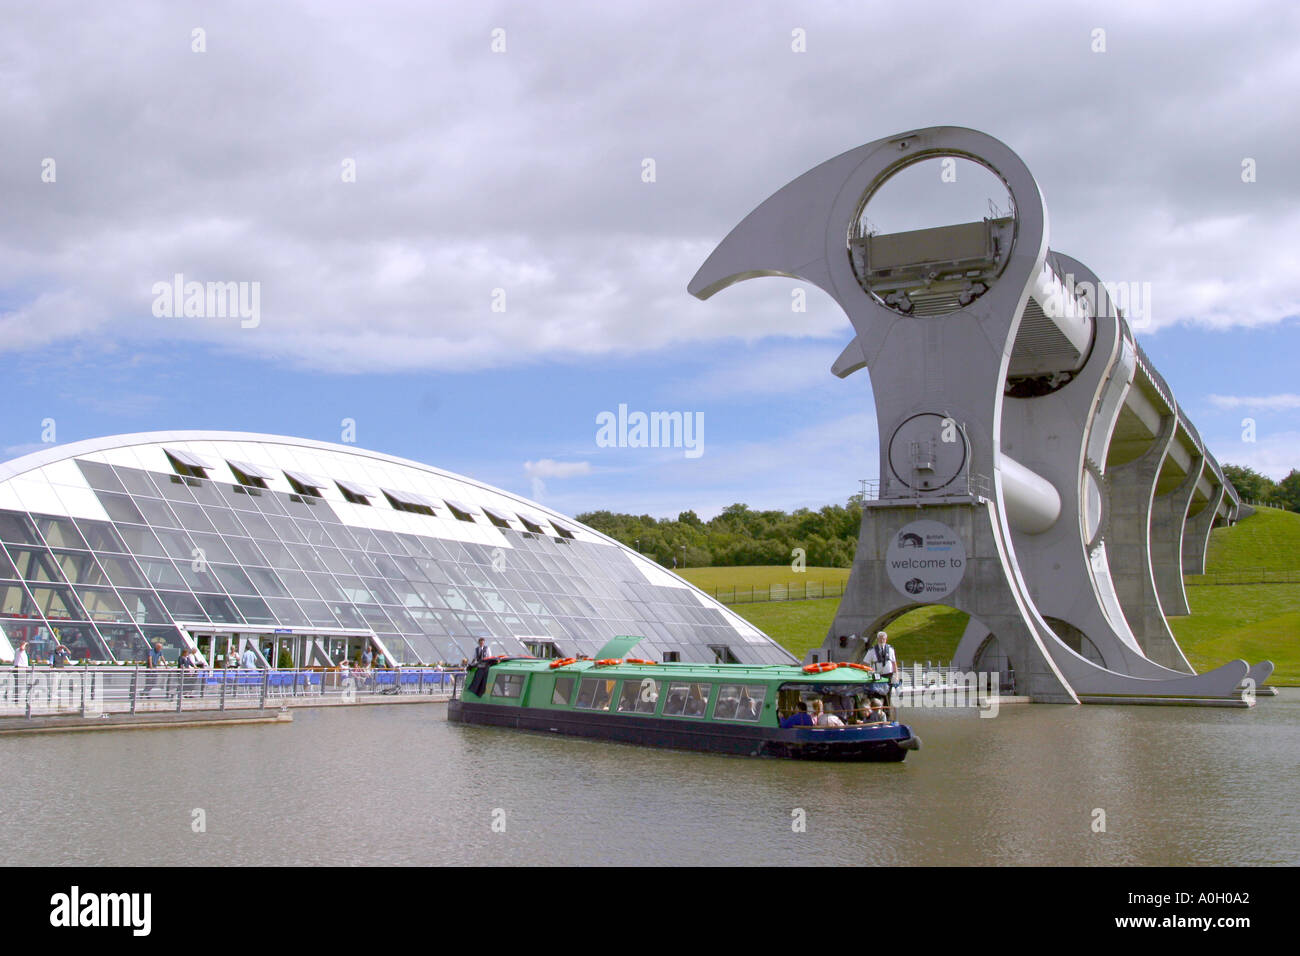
447 700 919 762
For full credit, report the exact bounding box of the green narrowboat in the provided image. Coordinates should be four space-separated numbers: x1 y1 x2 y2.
448 637 921 762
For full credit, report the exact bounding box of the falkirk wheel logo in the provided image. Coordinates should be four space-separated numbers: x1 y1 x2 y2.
886 519 966 600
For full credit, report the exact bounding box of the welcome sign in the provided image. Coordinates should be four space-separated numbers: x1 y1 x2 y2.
885 519 967 600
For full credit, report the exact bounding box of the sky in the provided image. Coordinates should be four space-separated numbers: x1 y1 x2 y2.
2 0 1298 520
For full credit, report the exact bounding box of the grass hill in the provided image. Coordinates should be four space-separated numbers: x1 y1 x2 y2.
681 506 1300 684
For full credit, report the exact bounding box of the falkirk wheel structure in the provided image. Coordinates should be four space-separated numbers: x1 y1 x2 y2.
690 126 1272 705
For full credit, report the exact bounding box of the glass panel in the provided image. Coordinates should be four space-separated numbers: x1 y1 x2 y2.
552 676 575 706
264 513 307 544
714 684 766 721
324 524 360 551
150 528 196 562
0 584 37 616
175 561 223 593
319 549 353 575
255 540 298 569
235 510 274 540
223 537 268 567
155 473 198 503
158 590 204 619
73 518 127 553
98 493 145 524
297 600 339 628
114 524 167 557
196 593 244 624
233 595 277 625
246 566 289 599
344 550 378 577
7 547 64 583
663 682 711 718
135 558 187 589
362 578 398 605
187 532 235 565
273 568 320 601
96 623 149 662
356 605 394 632
490 673 525 698
50 550 110 586
328 604 366 629
211 564 256 595
118 589 173 624
203 508 247 536
617 677 662 714
169 501 216 534
305 573 345 602
134 496 180 528
575 677 615 711
29 584 86 620
264 597 310 627
45 622 110 662
287 542 328 573
140 625 188 657
73 587 131 622
186 479 225 507
32 514 88 550
115 468 161 498
76 460 127 493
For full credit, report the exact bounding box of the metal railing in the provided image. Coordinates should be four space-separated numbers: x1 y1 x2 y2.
0 666 463 720
1184 568 1300 586
711 580 847 605
859 473 992 502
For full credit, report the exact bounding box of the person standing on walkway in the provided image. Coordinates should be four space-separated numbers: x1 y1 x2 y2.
12 639 29 707
146 640 167 697
868 631 899 713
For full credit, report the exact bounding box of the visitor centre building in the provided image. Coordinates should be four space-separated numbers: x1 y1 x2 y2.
0 432 794 669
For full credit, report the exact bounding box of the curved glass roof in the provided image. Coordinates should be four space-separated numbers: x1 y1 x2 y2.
0 433 793 667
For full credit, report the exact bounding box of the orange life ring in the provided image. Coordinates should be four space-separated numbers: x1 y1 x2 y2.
844 662 873 672
802 661 838 674
593 658 623 667
548 657 578 669
624 658 655 665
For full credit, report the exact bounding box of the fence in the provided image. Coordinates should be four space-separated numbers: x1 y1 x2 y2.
0 666 462 720
710 579 847 605
1184 569 1300 586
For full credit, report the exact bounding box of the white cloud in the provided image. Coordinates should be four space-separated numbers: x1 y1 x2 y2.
524 459 593 479
1213 430 1300 481
1207 394 1300 411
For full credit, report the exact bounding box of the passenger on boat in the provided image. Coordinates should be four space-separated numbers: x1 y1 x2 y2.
810 700 844 728
736 689 759 720
779 701 813 728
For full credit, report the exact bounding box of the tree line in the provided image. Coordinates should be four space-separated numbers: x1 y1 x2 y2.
576 500 864 569
580 465 1299 572
1222 465 1300 512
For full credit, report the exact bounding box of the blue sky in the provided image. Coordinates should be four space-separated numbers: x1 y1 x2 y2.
3 1 1297 519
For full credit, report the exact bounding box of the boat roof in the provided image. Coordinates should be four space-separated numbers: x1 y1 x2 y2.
485 657 883 684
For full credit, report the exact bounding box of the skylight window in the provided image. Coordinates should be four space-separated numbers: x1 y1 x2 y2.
336 479 374 506
163 448 213 479
227 460 274 489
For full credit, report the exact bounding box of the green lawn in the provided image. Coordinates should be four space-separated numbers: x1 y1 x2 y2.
1203 505 1300 573
727 600 968 665
676 566 849 595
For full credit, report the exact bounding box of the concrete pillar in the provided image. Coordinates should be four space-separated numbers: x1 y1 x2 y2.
1182 482 1224 577
1105 414 1193 672
1151 454 1203 617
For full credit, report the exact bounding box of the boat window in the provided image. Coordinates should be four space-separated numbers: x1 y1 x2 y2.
490 673 525 699
616 678 661 714
777 683 876 725
662 682 711 718
714 684 766 722
552 676 575 706
575 677 616 711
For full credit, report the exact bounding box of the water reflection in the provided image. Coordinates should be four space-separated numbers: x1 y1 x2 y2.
2 690 1296 866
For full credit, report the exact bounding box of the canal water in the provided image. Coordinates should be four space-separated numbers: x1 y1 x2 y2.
3 691 1297 866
